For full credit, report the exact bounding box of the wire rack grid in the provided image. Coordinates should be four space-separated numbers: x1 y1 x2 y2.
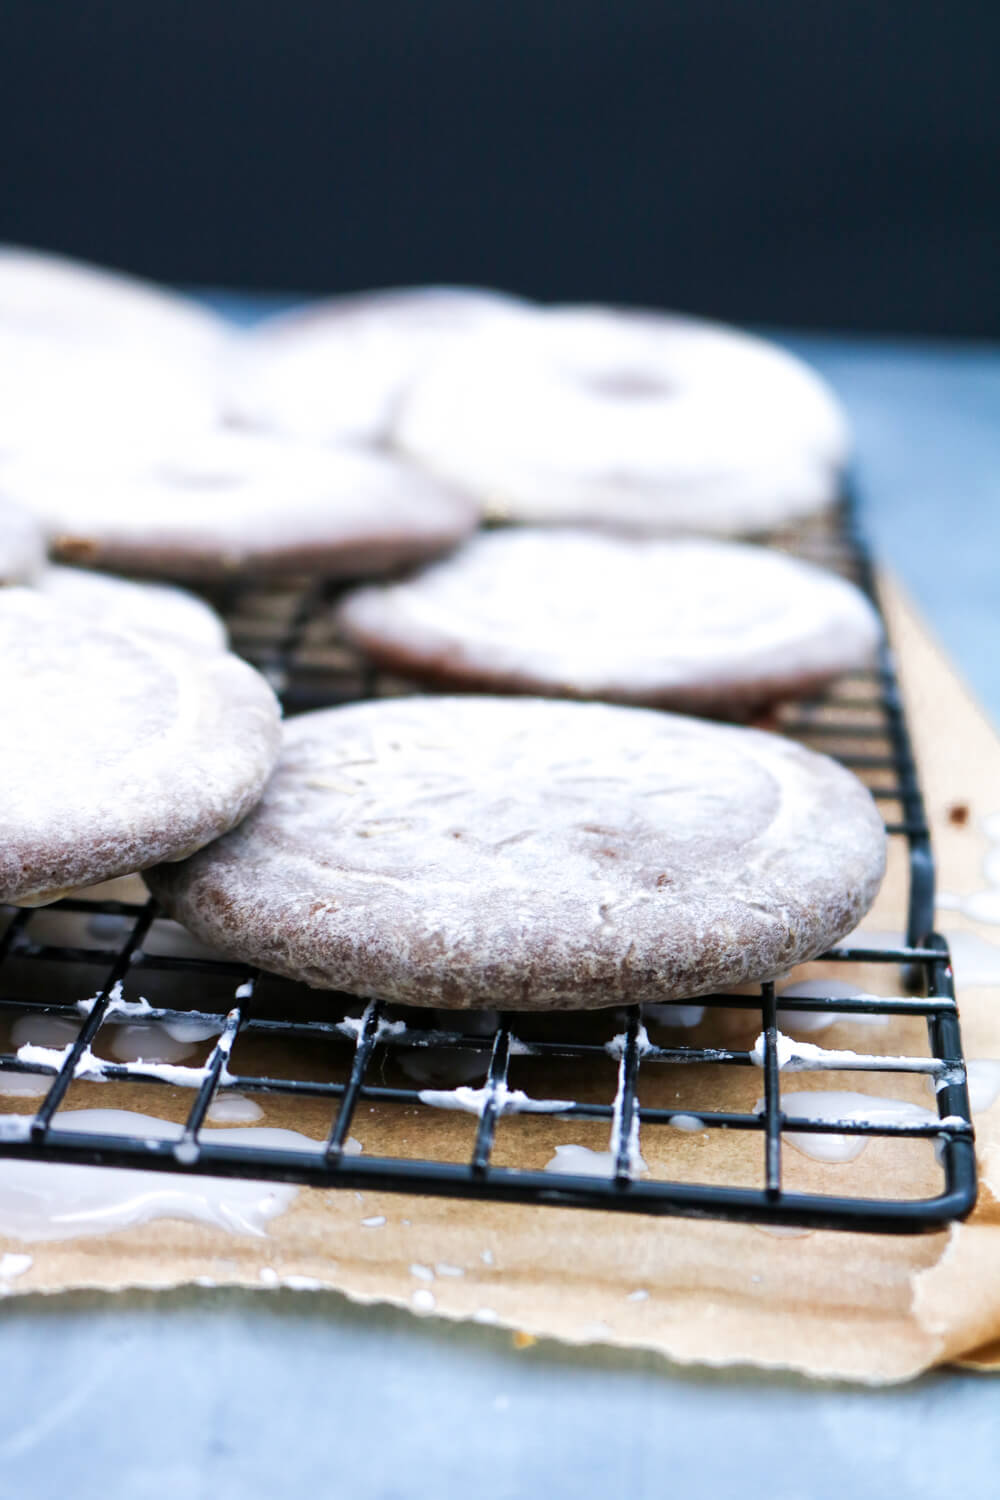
0 501 977 1235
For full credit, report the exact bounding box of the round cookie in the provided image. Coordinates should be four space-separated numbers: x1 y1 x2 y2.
0 245 229 462
36 567 227 650
147 696 887 1011
0 432 479 580
0 590 282 905
226 285 528 445
0 245 227 360
337 530 882 716
0 499 45 584
393 305 850 534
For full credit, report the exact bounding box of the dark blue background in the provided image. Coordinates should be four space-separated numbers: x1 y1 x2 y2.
2 0 998 334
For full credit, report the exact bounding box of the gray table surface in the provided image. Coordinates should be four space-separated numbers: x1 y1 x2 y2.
2 314 999 1500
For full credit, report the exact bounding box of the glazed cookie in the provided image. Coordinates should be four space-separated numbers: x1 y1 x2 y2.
147 696 886 1010
0 500 45 584
1 432 479 579
393 306 850 534
36 567 227 650
0 590 281 905
337 530 881 715
226 285 528 445
0 245 229 460
0 245 226 360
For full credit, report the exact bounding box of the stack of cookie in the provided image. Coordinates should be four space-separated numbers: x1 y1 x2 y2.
0 246 887 1015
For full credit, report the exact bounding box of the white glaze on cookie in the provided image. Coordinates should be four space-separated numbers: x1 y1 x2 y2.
0 499 45 584
0 245 226 358
1 432 478 579
36 567 227 650
227 285 529 444
337 529 881 713
0 590 281 904
0 246 230 462
394 306 850 533
148 696 886 1010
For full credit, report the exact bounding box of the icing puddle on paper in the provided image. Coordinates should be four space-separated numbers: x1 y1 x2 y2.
939 812 1000 926
0 1110 334 1243
544 1144 649 1178
642 1002 706 1029
755 1090 940 1164
1 941 989 1246
943 930 1000 987
205 1094 265 1124
966 1060 1000 1114
775 979 890 1035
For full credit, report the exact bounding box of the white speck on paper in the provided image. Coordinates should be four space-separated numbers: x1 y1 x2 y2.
0 1253 32 1280
626 1288 648 1302
967 1059 1000 1113
410 1263 434 1282
412 1288 436 1312
361 1215 386 1228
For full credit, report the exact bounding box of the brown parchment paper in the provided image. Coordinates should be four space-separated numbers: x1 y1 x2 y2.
3 574 1000 1385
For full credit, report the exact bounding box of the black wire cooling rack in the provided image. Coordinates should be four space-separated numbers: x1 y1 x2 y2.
0 501 977 1234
